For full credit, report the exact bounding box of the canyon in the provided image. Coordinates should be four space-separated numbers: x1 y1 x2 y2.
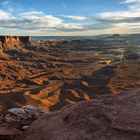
0 35 139 140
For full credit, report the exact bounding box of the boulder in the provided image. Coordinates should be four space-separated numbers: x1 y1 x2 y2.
0 105 48 140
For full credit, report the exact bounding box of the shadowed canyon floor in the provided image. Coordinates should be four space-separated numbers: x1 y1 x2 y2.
0 39 140 113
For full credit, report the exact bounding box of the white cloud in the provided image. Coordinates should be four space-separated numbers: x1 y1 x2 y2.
99 9 140 20
114 22 140 28
121 0 140 3
0 9 12 20
19 11 63 27
63 15 87 20
0 9 90 33
63 24 85 29
0 0 139 35
95 0 140 34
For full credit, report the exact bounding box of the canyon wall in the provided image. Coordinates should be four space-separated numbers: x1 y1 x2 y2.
0 36 31 50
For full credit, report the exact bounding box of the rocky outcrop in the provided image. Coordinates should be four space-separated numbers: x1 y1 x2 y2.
0 90 140 140
0 36 31 50
0 36 31 44
0 105 47 140
20 89 140 140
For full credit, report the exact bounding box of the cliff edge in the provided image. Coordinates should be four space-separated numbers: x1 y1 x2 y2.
0 36 31 50
19 89 140 140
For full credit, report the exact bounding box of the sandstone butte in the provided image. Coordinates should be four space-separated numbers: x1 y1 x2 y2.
0 36 31 50
0 36 31 45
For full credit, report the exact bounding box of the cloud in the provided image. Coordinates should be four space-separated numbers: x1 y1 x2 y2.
19 11 63 27
0 0 139 35
99 9 140 20
95 0 140 33
55 23 90 32
0 1 89 34
0 9 91 33
62 15 87 20
0 10 64 30
0 9 12 20
121 0 140 3
1 1 13 12
121 0 140 10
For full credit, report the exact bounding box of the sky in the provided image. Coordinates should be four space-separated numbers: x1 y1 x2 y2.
0 0 140 36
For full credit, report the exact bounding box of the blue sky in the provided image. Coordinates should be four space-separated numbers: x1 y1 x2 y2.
0 0 140 36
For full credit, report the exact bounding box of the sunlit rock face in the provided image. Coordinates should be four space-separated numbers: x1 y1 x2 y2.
0 36 31 50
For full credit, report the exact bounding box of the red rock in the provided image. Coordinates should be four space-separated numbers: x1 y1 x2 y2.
20 89 140 140
0 36 31 45
0 127 22 140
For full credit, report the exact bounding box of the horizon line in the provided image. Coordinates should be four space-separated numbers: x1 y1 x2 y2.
0 33 140 37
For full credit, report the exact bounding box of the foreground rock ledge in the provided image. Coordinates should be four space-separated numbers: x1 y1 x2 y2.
19 89 140 140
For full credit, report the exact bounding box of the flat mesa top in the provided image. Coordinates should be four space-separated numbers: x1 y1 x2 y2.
0 36 31 44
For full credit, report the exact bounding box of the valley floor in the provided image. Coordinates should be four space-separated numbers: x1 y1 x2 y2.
0 40 139 112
